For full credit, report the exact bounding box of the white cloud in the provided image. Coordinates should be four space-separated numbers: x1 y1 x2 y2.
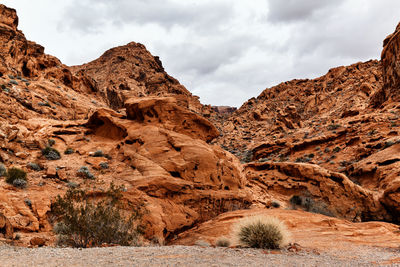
1 0 400 107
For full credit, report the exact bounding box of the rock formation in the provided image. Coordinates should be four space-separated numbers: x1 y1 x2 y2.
0 3 399 249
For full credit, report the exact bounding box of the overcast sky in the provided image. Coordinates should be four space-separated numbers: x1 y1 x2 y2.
2 0 400 107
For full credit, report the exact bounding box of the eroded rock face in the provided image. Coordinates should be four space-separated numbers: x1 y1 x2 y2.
381 22 400 102
125 97 219 142
244 162 390 222
172 209 400 249
0 212 13 239
84 99 250 242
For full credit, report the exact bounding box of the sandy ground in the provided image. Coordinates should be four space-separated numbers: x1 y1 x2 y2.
0 244 399 267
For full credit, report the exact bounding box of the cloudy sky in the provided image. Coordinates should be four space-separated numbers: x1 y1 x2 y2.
2 0 400 107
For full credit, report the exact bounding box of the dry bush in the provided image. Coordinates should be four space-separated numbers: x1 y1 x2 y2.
234 215 290 249
216 237 231 247
51 184 145 247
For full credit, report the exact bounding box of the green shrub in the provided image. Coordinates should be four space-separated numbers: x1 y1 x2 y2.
48 139 56 147
51 184 145 247
0 163 6 177
216 237 231 247
271 201 281 208
5 167 27 188
38 101 51 107
327 124 341 131
92 150 104 157
99 162 109 169
77 166 94 179
289 195 334 217
67 181 79 189
235 216 290 249
64 148 74 155
12 178 27 188
42 146 61 160
332 147 341 153
27 162 41 171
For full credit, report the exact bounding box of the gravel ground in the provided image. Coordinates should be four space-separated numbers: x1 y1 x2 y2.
0 245 399 267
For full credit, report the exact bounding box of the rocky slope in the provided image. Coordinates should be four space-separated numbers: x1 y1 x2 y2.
0 3 399 250
212 23 400 224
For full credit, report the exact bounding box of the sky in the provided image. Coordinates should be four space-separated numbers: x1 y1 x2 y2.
2 0 400 107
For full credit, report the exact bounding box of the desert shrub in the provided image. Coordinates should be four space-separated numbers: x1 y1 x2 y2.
384 141 395 149
240 150 253 163
271 201 281 208
77 166 94 179
67 181 79 189
51 184 145 247
327 124 340 131
235 216 290 249
42 146 61 160
24 198 32 207
295 156 312 163
216 237 231 247
5 167 27 188
64 148 74 155
0 163 6 176
12 178 27 188
27 162 41 171
38 101 51 107
194 240 211 247
9 80 18 85
47 139 56 147
332 147 341 153
91 150 104 157
99 162 109 169
289 195 334 217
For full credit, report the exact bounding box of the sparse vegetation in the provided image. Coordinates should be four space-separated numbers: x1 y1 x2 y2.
216 237 231 247
332 146 341 153
5 167 27 188
99 162 109 169
0 163 6 176
47 138 56 147
42 146 61 160
51 185 145 247
295 155 312 163
64 148 74 155
67 181 79 189
271 201 281 208
235 216 290 249
38 101 51 107
289 195 334 217
93 150 104 157
327 124 341 131
384 140 395 149
77 166 94 179
24 198 32 207
27 162 41 171
240 150 253 163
